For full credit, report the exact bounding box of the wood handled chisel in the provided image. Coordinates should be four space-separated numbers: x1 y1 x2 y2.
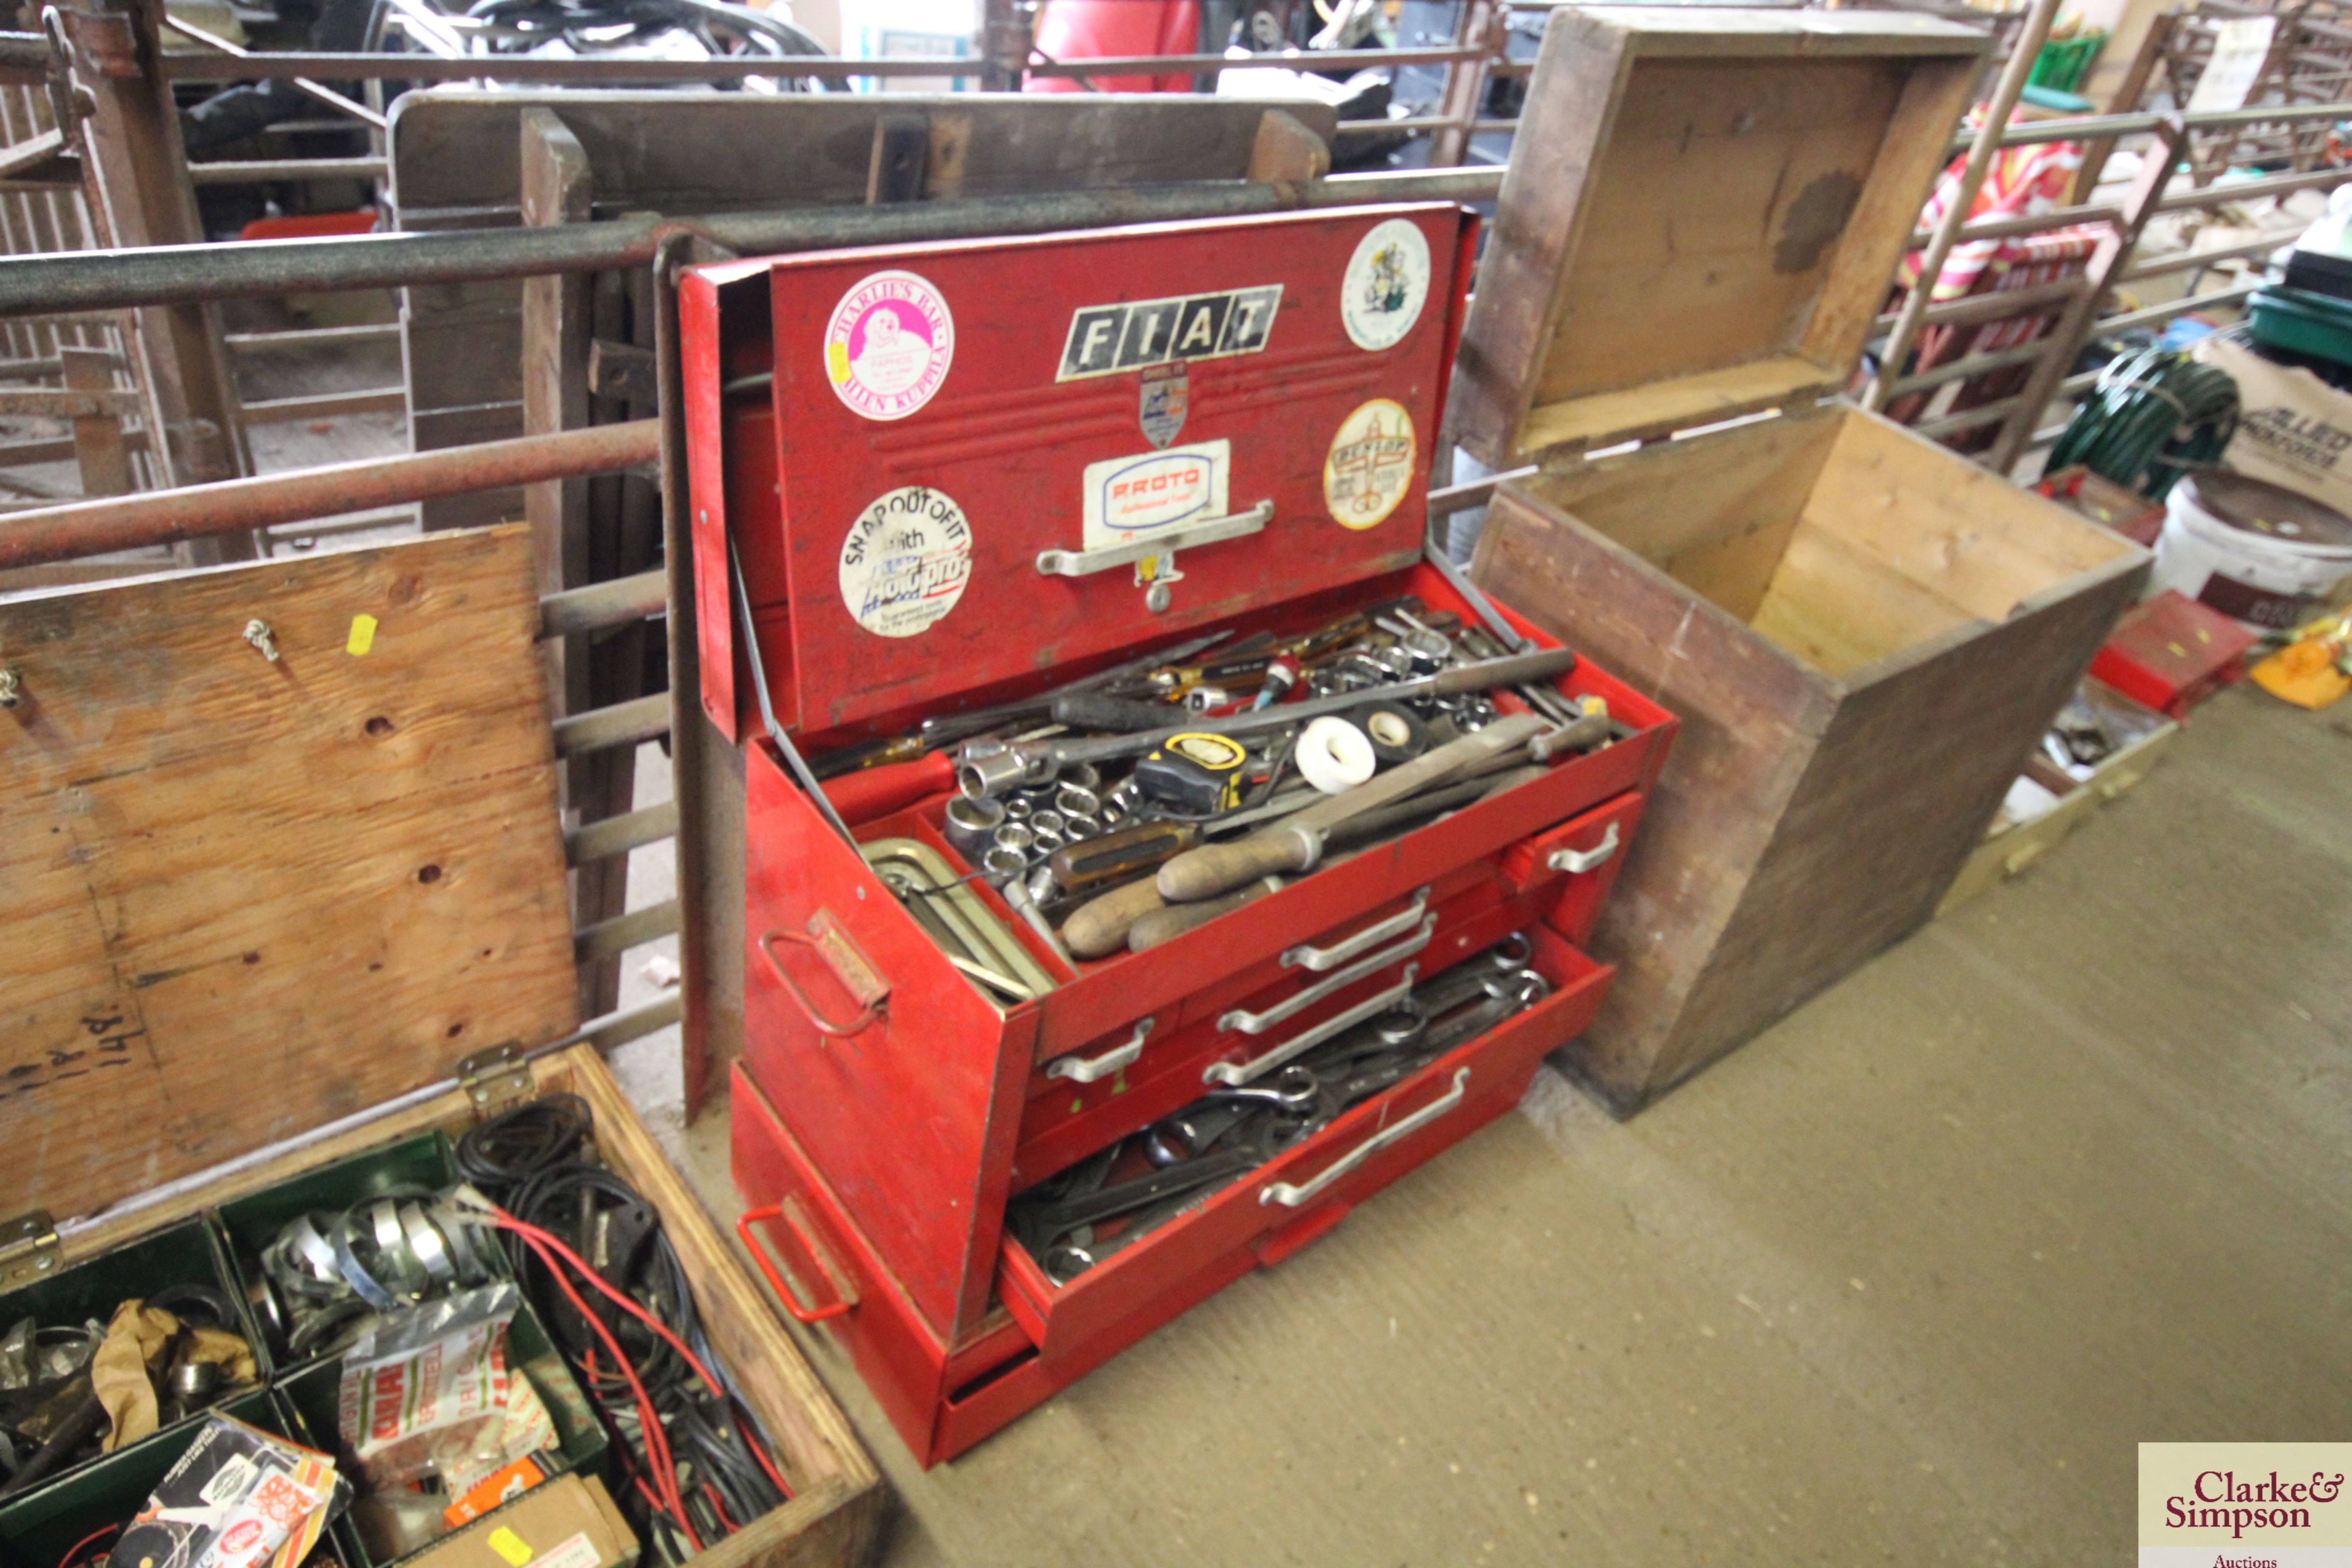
1154 712 1551 902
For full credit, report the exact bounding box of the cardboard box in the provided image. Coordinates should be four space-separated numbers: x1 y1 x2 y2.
407 1475 636 1568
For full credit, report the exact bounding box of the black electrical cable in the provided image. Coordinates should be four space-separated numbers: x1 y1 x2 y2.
454 1093 593 1197
477 1099 789 1562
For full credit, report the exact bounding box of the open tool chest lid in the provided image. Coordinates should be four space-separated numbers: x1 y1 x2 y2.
1446 5 1987 468
0 529 579 1225
682 202 1477 745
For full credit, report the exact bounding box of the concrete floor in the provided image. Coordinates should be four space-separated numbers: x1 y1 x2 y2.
659 683 2352 1567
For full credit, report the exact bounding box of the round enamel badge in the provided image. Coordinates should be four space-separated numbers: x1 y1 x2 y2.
839 485 972 638
1323 399 1417 529
824 270 954 421
1341 219 1431 353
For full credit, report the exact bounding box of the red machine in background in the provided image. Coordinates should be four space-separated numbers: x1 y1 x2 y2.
681 204 1673 1464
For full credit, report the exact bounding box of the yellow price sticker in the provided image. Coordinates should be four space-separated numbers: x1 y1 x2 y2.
486 1528 533 1567
347 613 378 656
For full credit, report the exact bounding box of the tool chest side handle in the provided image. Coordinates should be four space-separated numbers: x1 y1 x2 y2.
1281 887 1432 972
1203 967 1419 1088
738 1201 859 1323
757 914 890 1038
1219 918 1436 1035
1260 1068 1472 1210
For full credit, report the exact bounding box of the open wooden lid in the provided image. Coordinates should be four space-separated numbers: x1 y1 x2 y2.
0 529 578 1225
1447 5 1986 466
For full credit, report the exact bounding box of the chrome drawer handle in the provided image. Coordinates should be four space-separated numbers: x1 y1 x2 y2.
1281 887 1431 972
1202 968 1417 1088
1034 501 1274 578
1547 821 1619 875
1218 917 1436 1035
1045 1016 1154 1084
1261 1068 1472 1208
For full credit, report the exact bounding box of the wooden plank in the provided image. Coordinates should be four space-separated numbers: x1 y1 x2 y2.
59 346 129 499
1472 483 1833 1104
0 527 576 1220
387 90 1335 214
1802 409 2141 622
1747 520 1983 677
1448 6 1985 465
1655 542 2146 1093
1519 406 1838 619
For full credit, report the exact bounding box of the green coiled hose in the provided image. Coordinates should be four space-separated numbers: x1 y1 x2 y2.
2046 345 2241 500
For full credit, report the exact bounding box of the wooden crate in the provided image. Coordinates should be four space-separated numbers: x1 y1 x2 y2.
0 529 882 1566
1451 7 2151 1109
1936 679 2180 915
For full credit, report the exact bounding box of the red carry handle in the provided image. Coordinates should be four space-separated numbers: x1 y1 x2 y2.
738 1203 855 1323
756 911 889 1038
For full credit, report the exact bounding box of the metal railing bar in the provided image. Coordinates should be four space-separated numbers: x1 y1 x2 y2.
1906 201 2123 250
1877 277 2087 333
1429 465 1539 516
1918 397 2023 439
0 166 1505 318
2154 165 2352 211
556 991 681 1054
2097 284 2261 333
566 800 679 867
1884 339 2058 397
189 156 388 185
2119 234 2289 281
225 323 401 350
0 418 657 568
540 566 667 640
553 693 670 758
240 387 406 423
574 897 680 962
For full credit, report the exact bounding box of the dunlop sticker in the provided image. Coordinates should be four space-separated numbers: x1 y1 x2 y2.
1323 399 1415 529
1341 218 1431 352
824 270 954 421
1058 287 1281 381
1081 439 1231 549
839 485 971 638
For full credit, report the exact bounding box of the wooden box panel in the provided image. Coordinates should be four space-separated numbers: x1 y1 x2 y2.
1474 406 2150 1107
0 529 575 1219
4 532 883 1568
1446 5 1985 465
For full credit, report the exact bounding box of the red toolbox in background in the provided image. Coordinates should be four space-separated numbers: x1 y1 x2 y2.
682 205 1676 1465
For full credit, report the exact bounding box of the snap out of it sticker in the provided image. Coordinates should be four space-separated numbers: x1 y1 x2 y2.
823 270 954 421
1081 438 1231 549
345 613 377 656
1323 399 1416 529
1341 218 1431 353
839 485 972 638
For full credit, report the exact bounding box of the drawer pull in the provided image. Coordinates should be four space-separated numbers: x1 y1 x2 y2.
1548 820 1619 875
1034 501 1273 578
739 1200 858 1323
1219 918 1435 1035
757 911 888 1038
1203 967 1417 1087
1261 1067 1472 1209
1281 887 1431 972
1045 1016 1154 1083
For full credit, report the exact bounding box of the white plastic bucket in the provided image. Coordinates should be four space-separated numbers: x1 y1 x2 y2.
2151 470 2352 629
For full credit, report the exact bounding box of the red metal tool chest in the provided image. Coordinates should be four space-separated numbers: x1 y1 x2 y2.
681 205 1677 1465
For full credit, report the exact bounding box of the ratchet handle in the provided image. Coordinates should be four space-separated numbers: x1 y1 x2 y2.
1063 877 1170 959
1053 692 1180 733
1127 876 1285 952
1157 825 1317 903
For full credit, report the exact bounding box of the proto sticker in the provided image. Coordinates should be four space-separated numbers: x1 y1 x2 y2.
1342 219 1431 353
1139 364 1188 448
823 270 954 421
1323 399 1416 529
1082 439 1231 549
839 485 971 638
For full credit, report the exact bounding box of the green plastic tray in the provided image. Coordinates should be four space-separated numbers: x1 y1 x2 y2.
2249 285 2352 367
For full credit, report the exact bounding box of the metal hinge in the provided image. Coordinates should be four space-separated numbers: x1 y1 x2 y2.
0 1210 62 1291
456 1042 535 1118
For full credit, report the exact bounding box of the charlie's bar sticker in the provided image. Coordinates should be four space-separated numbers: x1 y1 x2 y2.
2142 1444 2352 1566
1058 286 1282 380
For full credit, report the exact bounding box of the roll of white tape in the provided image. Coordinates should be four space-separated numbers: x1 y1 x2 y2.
1297 716 1378 794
